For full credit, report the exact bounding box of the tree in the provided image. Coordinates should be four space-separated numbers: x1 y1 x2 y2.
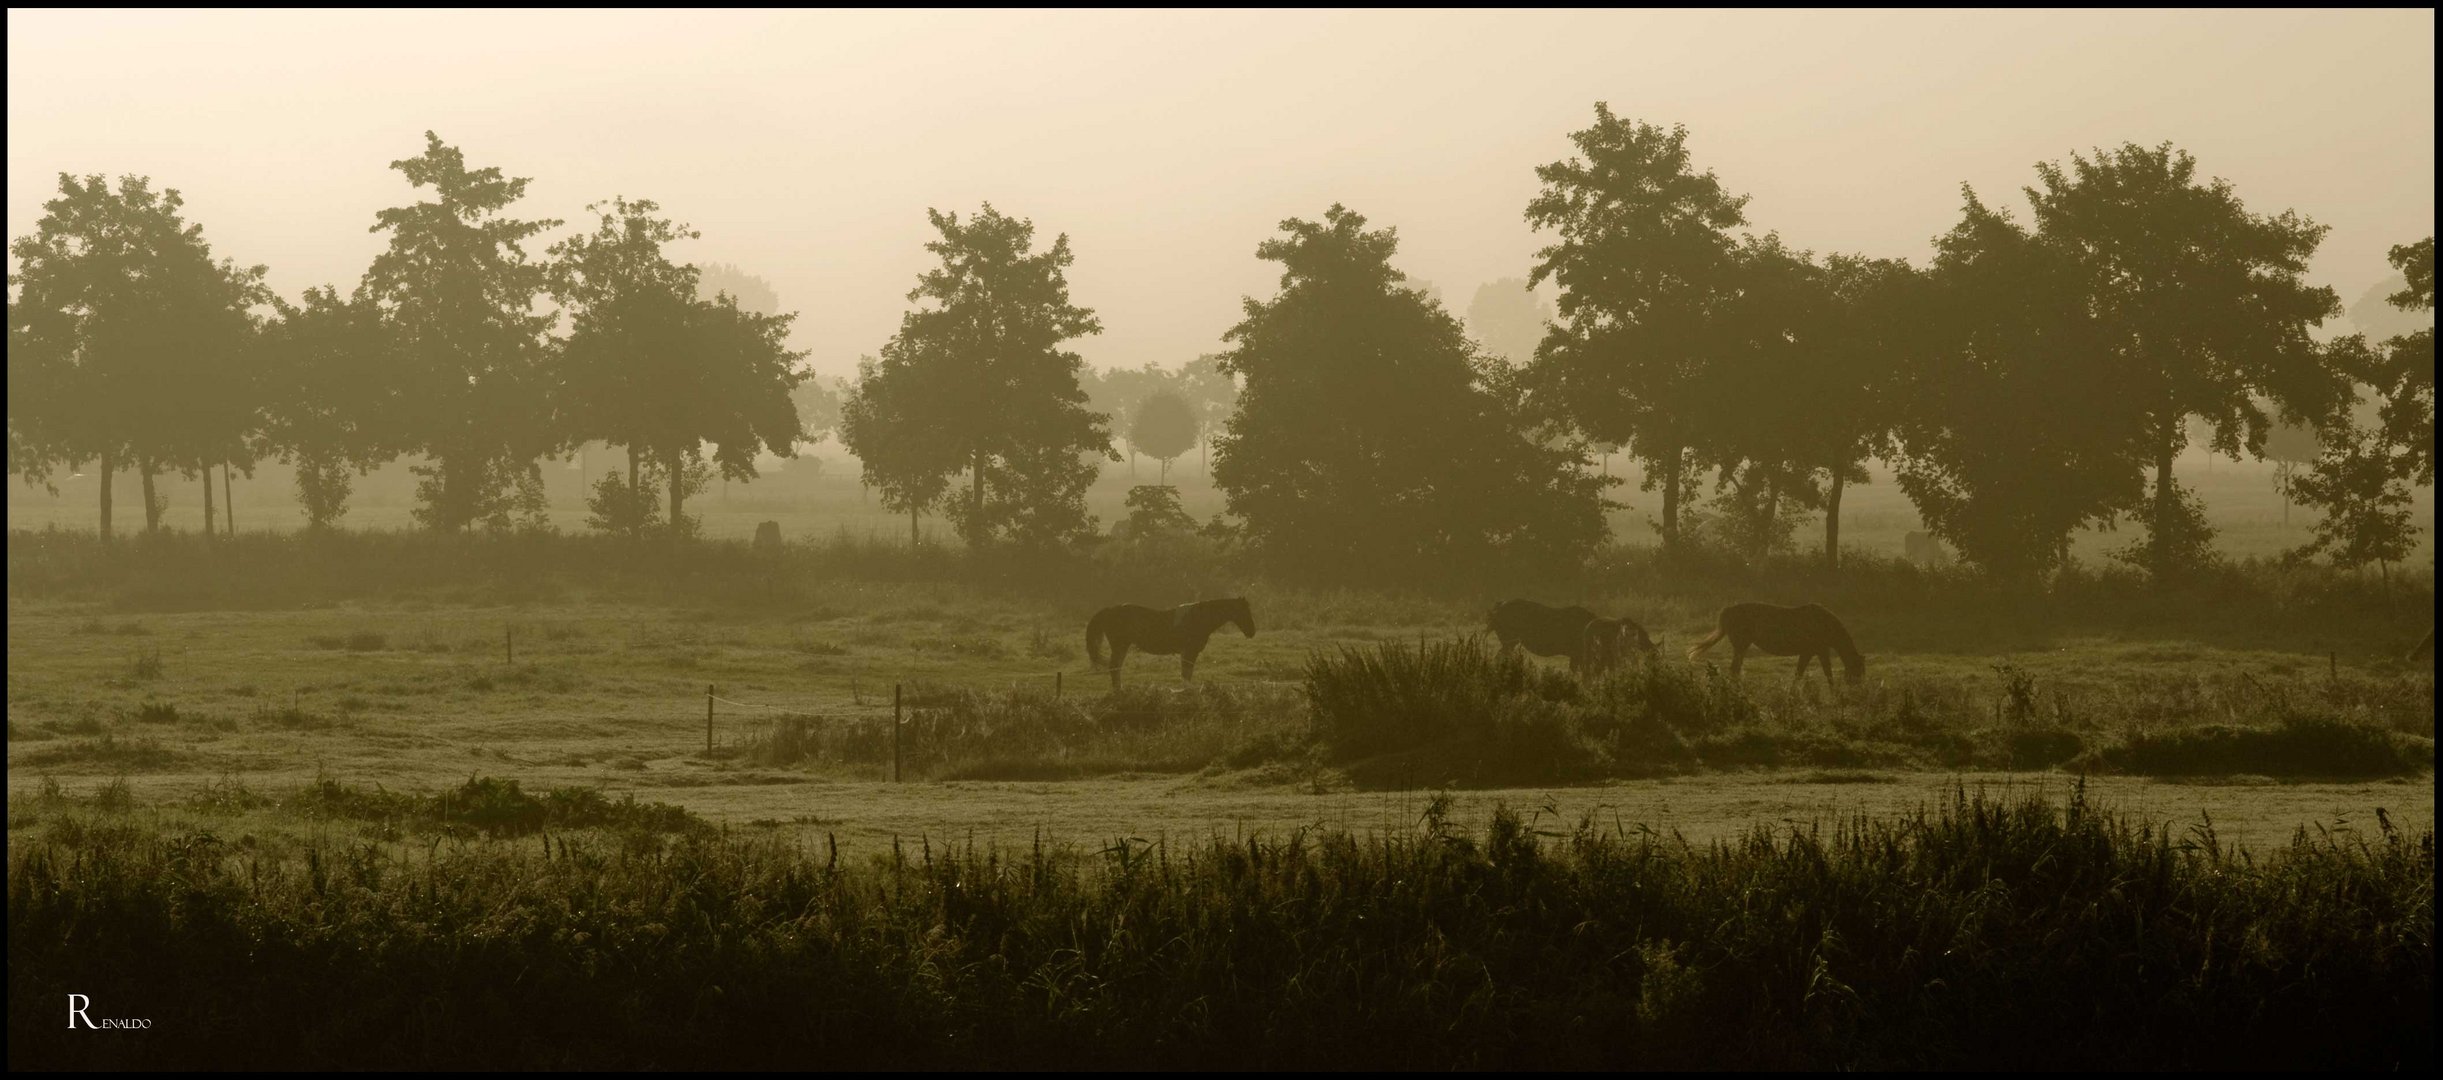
1693 233 1834 562
1466 277 1553 365
1894 188 2148 582
550 197 806 537
870 203 1115 549
2288 419 2415 576
696 262 780 316
1130 391 1198 483
263 286 397 528
1212 203 1608 584
360 132 564 533
1523 105 1751 551
2369 237 2433 485
2287 235 2433 581
2025 142 2352 579
790 375 844 448
839 347 964 546
1808 254 1925 568
7 173 265 537
1180 353 1239 471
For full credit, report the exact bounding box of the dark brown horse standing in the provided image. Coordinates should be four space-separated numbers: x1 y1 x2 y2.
1489 599 1609 675
1686 602 1864 684
1086 598 1256 690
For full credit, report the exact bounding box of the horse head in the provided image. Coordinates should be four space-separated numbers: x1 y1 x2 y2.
1226 597 1255 638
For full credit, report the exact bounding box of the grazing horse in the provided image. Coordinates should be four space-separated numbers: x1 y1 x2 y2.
1686 602 1864 684
1086 598 1255 690
1579 616 1661 677
1489 599 1608 675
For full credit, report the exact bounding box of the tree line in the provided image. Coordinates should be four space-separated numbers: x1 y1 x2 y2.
8 109 2434 586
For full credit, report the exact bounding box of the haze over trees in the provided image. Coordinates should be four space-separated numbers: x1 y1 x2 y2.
1212 204 1607 584
1523 106 1752 553
4 112 2428 589
841 205 1114 550
9 174 269 538
360 132 564 533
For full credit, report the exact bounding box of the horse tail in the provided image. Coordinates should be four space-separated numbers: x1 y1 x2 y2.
1686 626 1725 661
1086 611 1111 671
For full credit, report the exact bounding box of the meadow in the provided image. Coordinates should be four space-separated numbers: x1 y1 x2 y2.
7 454 2435 1069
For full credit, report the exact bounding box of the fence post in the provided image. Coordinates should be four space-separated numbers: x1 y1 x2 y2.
892 683 903 783
506 625 514 665
1055 670 1062 701
706 684 714 754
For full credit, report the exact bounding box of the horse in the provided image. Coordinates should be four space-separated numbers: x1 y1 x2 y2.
1489 599 1608 675
1086 597 1255 690
1579 616 1661 677
1685 602 1864 684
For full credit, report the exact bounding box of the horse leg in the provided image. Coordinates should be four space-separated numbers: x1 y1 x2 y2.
1182 649 1199 683
1109 642 1129 692
1729 641 1747 679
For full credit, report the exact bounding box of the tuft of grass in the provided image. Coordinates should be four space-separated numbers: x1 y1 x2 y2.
2097 712 2432 778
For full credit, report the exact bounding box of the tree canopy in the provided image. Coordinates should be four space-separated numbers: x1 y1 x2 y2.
1213 203 1607 584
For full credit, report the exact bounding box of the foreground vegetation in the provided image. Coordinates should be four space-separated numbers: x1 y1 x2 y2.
8 783 2429 1069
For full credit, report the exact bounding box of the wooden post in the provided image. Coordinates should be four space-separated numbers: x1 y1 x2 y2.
706 684 715 754
892 683 903 783
1055 671 1062 700
507 625 515 665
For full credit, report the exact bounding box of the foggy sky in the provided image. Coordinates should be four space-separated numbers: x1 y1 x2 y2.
8 9 2434 377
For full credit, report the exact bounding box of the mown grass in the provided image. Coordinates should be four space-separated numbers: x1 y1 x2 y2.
7 784 2429 1070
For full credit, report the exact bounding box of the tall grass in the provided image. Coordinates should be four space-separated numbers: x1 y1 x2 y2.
8 786 2429 1069
1304 638 2434 782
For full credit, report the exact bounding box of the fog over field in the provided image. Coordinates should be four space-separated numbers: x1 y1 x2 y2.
7 9 2433 376
7 9 2434 1072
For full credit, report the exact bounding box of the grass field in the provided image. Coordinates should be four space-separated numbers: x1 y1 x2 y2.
7 497 2434 1068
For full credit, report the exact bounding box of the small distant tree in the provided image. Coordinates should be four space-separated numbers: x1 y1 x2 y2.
2288 420 2415 577
1466 277 1552 365
1130 391 1198 483
695 262 781 317
1119 483 1198 538
2261 413 2320 529
1180 354 1239 472
839 349 962 546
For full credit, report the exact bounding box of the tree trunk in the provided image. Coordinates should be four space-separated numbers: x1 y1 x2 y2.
666 449 684 538
223 462 235 538
1659 450 1681 552
627 447 639 496
971 449 987 546
202 460 217 539
99 451 115 540
140 460 161 533
1759 469 1779 562
2152 416 2178 576
1825 469 1844 571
